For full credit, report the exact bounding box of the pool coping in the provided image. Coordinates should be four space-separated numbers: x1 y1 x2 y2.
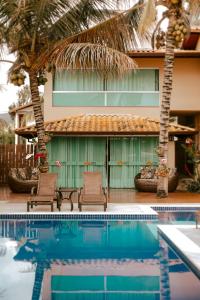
158 224 200 280
151 204 200 211
0 211 158 221
0 203 200 220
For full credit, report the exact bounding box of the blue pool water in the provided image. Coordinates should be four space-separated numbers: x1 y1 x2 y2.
0 213 199 300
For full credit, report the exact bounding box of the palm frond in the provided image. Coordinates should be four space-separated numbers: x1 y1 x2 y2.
51 3 144 54
0 0 143 76
138 0 157 38
48 0 118 40
51 43 137 75
188 0 200 26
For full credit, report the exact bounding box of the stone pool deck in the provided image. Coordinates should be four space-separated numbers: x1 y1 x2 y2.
0 185 199 215
158 224 200 279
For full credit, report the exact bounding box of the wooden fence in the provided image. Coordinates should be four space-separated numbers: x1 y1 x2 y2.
0 144 35 184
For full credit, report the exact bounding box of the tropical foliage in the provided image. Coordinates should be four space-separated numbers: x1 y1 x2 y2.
0 0 144 172
0 119 14 144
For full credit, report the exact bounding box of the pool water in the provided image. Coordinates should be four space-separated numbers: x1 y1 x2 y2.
0 214 199 300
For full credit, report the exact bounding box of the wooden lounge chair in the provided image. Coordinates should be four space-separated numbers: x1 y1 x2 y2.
27 173 58 212
78 171 108 211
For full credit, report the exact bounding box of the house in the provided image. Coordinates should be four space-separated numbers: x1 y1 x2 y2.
15 30 200 188
9 102 34 144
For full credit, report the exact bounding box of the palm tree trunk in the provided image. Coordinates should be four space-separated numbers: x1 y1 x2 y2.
29 70 48 173
157 18 175 198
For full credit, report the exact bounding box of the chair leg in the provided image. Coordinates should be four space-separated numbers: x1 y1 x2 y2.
196 217 199 229
51 203 54 212
79 204 82 212
27 202 30 212
104 204 107 211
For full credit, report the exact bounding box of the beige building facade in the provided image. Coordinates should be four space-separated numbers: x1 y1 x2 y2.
15 32 200 186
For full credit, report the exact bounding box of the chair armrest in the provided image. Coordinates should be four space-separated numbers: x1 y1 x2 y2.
30 186 37 196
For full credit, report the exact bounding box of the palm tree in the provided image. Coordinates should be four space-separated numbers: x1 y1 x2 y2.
139 0 199 197
0 119 14 144
0 0 144 172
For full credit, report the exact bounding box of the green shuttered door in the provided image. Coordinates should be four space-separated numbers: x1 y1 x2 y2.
109 137 158 188
48 137 158 188
48 137 107 188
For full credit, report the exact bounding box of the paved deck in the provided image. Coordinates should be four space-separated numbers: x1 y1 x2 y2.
0 185 200 213
158 225 200 279
1 185 200 203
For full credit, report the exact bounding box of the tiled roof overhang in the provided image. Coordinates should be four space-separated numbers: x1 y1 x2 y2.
127 49 200 58
15 114 196 138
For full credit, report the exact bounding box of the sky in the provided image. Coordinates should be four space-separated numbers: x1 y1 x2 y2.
0 60 19 113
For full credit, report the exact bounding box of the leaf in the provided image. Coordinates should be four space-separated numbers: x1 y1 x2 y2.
138 0 157 37
51 42 137 75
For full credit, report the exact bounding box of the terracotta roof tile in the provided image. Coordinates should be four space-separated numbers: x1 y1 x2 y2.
15 114 196 137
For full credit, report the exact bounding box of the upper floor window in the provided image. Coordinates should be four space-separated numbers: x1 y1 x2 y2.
53 69 159 107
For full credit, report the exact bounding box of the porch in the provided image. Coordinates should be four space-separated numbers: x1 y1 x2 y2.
0 185 200 213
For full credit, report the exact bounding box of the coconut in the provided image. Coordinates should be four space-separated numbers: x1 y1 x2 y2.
171 0 179 4
18 79 24 86
175 35 181 42
18 73 25 80
12 80 18 86
10 74 17 81
175 24 180 31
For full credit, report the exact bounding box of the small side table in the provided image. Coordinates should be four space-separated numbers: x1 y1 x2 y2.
56 188 77 211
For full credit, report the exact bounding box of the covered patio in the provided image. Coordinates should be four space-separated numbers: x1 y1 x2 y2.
16 114 196 189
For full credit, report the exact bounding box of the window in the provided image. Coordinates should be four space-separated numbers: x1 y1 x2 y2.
53 69 159 107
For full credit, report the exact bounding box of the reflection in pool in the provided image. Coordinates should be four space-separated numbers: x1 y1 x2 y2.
0 218 199 300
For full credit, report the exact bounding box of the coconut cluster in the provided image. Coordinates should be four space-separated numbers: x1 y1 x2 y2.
155 18 188 50
171 19 188 48
156 31 166 49
37 75 48 86
10 72 26 86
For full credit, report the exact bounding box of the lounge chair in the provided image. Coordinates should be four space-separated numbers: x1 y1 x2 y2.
27 173 58 212
78 171 108 211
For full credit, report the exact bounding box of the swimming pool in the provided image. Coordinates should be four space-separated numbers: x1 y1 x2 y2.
0 215 199 300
